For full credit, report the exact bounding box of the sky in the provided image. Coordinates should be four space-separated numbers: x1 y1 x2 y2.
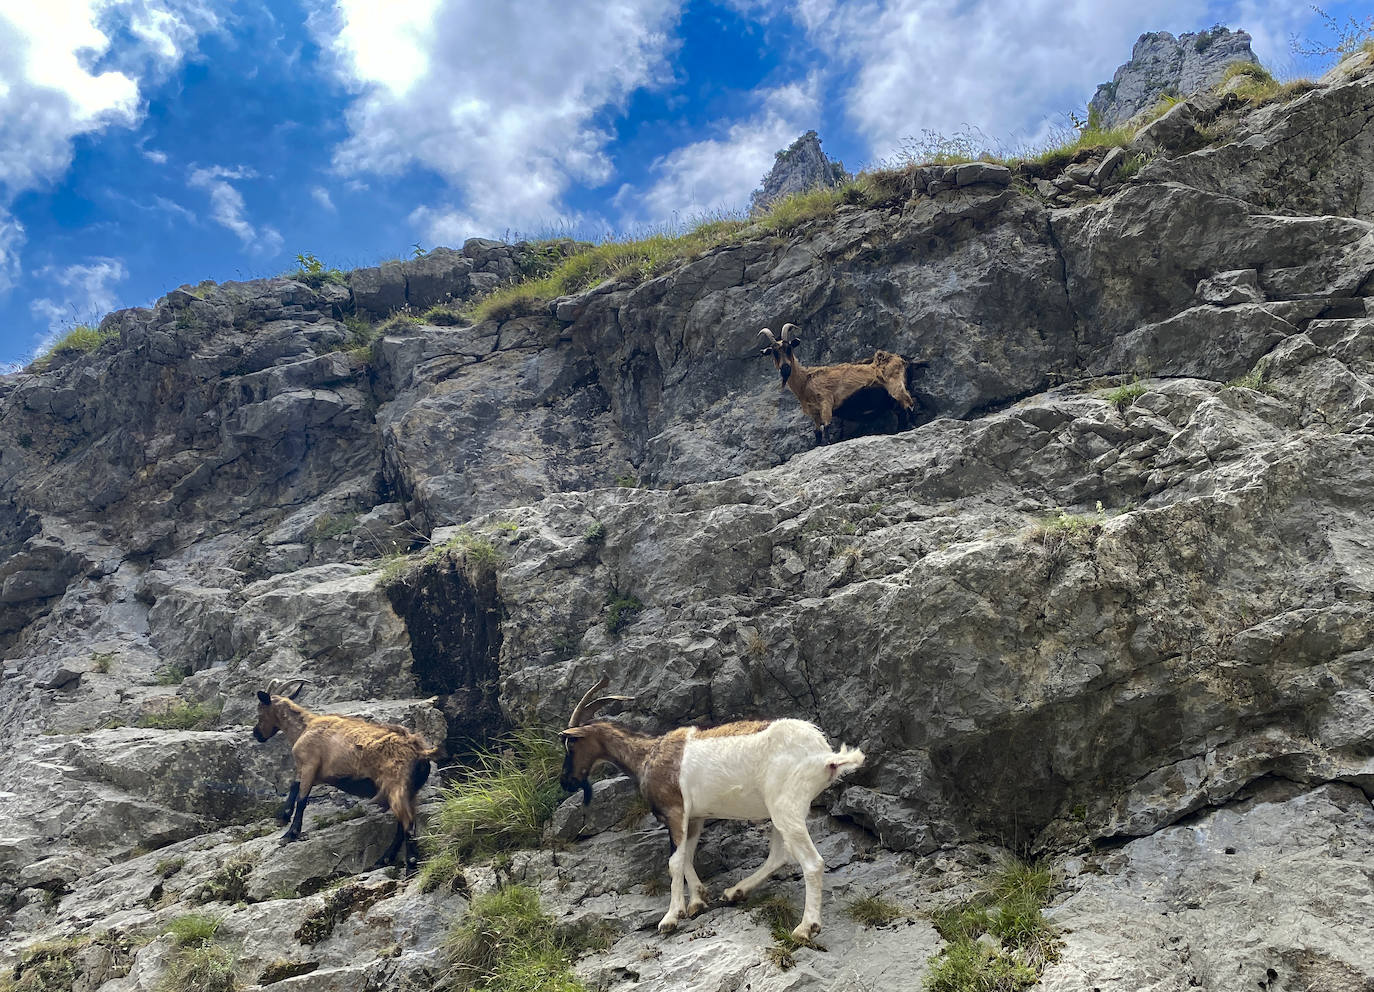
0 0 1366 368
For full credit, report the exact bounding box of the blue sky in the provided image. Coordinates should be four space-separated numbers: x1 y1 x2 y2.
0 0 1366 368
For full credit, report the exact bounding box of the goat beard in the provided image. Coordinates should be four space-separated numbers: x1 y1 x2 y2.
580 779 593 806
779 365 791 388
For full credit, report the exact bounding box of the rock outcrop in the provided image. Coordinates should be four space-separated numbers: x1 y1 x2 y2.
1 43 1373 992
750 130 850 213
1089 26 1258 126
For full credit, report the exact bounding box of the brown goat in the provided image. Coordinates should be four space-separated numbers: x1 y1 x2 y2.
759 322 918 445
251 679 439 870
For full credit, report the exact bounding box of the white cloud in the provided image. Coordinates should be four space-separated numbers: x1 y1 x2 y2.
0 1 217 293
313 0 683 239
776 0 1319 158
614 78 821 227
0 211 25 295
188 165 283 255
310 185 336 212
28 257 128 337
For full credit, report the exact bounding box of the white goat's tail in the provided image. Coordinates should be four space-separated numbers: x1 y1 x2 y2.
824 745 865 783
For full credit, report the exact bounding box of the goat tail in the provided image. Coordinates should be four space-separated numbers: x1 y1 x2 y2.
824 745 866 784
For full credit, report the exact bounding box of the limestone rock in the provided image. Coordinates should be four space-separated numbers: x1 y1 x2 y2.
750 130 850 213
1090 27 1258 127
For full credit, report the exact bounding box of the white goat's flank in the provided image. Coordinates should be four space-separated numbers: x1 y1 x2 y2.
678 720 833 821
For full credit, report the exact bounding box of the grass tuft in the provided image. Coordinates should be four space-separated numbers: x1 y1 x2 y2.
442 885 594 992
158 944 239 992
1101 377 1147 411
605 594 644 636
5 938 87 992
924 857 1059 991
419 729 564 893
138 701 221 731
30 324 117 370
165 914 222 948
845 895 905 928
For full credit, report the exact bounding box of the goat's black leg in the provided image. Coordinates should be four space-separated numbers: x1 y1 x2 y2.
374 821 405 869
276 781 300 823
282 775 315 842
814 427 824 447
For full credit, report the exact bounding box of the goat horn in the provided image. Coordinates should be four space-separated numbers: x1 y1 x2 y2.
781 322 800 338
567 677 632 727
265 678 311 699
758 328 779 344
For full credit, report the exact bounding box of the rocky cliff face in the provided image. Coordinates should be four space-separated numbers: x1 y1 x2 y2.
750 130 850 213
1 47 1373 992
1089 26 1258 126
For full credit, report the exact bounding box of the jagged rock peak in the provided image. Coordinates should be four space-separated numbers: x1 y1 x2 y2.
1089 25 1258 127
749 129 850 213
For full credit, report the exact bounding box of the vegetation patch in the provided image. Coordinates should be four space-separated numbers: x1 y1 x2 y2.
1101 377 1147 411
442 885 598 992
197 855 253 905
258 960 320 985
1220 61 1281 105
138 701 221 731
1228 360 1271 393
156 856 187 879
30 324 117 370
419 729 563 893
924 858 1060 992
310 512 358 544
89 651 116 674
295 880 397 945
158 944 239 992
287 252 347 289
165 914 222 948
3 937 87 992
605 593 644 636
845 895 905 928
153 661 195 686
421 304 466 326
583 521 606 545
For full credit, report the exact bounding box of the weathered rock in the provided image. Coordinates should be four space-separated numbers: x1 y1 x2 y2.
750 130 850 213
1090 27 1257 127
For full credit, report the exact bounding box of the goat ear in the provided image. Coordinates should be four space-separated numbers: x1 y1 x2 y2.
257 690 271 706
788 337 801 349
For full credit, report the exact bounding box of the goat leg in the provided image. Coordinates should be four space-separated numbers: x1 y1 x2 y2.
374 821 406 869
683 817 707 917
276 781 300 823
282 771 315 842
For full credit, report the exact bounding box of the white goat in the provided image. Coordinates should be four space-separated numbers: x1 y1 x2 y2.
559 677 865 939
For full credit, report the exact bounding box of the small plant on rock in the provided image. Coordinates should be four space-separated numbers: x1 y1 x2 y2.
138 701 221 731
1101 377 1146 411
442 885 595 992
845 895 905 927
605 593 644 636
420 729 564 894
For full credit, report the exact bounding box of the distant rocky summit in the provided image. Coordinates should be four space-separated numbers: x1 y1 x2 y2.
749 129 849 213
1090 26 1258 126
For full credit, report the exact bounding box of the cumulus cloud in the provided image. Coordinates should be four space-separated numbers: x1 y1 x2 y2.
614 78 822 227
0 1 217 291
314 0 682 239
188 165 283 255
766 0 1320 157
0 211 25 296
28 257 129 339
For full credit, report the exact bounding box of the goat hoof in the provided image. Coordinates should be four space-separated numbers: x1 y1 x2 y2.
723 887 746 904
687 899 706 917
657 917 679 935
280 831 302 844
790 921 820 942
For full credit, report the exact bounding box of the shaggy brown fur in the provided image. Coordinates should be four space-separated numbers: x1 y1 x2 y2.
760 323 917 445
252 686 439 870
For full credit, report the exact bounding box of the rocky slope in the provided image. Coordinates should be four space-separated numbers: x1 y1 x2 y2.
1 48 1373 992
